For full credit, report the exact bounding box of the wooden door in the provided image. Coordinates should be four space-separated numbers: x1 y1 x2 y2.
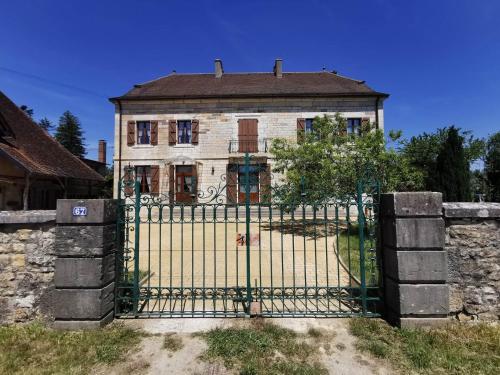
175 166 195 203
238 119 258 153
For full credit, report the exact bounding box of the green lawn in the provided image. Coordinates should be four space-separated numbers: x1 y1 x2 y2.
0 322 143 375
200 320 328 375
350 318 500 375
337 225 378 286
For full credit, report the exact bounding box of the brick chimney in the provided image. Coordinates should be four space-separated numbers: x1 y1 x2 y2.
215 59 224 78
98 140 106 164
273 59 283 78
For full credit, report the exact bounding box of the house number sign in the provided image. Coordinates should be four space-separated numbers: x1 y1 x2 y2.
72 206 87 216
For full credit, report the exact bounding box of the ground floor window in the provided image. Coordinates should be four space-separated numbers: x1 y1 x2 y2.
237 165 260 204
135 166 151 193
347 118 361 135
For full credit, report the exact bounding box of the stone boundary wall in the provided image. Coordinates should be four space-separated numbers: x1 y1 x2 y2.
444 202 500 321
0 210 56 324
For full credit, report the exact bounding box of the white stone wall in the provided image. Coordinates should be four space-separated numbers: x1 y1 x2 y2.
113 97 385 198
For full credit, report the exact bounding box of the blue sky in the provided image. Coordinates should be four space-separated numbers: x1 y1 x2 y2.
1 0 499 161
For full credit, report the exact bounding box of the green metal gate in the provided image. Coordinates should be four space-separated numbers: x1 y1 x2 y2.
115 154 381 318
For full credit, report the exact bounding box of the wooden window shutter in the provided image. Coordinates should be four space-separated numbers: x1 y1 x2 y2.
169 164 175 203
127 121 136 146
340 119 347 136
297 118 305 143
151 121 158 145
150 165 160 194
361 118 370 135
238 119 258 152
192 164 198 202
226 164 237 204
259 163 271 203
123 167 134 196
168 120 177 145
191 120 199 144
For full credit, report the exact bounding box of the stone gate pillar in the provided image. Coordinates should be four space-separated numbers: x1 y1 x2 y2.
53 199 117 329
380 192 449 327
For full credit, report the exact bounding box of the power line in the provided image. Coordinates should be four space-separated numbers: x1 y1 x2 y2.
0 66 109 99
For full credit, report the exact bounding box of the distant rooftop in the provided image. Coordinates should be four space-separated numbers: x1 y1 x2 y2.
0 91 104 181
110 59 389 101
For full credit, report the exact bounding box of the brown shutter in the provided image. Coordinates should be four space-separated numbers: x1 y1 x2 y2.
238 119 258 152
127 121 136 146
249 120 258 152
191 119 199 144
340 119 347 136
168 120 177 145
150 165 159 194
361 118 370 135
151 121 158 145
169 164 175 203
297 118 305 143
192 164 198 202
226 164 237 204
259 163 271 203
123 166 134 196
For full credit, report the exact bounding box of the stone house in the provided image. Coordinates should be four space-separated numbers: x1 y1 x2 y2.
110 59 388 203
0 91 104 210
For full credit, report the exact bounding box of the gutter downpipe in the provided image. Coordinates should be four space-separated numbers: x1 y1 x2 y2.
116 99 123 196
375 97 380 130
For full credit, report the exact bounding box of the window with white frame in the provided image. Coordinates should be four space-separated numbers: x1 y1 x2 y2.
135 166 151 193
137 121 151 144
177 120 192 144
305 118 314 134
347 118 361 135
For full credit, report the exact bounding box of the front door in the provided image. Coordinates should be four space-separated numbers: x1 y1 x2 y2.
238 165 259 204
176 166 195 203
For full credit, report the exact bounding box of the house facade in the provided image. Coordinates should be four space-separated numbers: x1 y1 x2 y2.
110 59 388 203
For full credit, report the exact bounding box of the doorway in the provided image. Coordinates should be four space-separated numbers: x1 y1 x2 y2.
238 165 260 203
176 165 195 203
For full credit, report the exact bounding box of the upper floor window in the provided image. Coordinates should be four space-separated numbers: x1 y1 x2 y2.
137 121 151 144
305 119 314 133
347 118 361 135
177 120 192 144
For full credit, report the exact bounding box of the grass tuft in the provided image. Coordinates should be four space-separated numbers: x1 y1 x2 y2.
201 320 328 375
307 327 323 338
163 333 183 352
0 322 143 375
349 318 500 375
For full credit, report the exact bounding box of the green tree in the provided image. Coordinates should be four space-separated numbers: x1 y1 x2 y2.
485 132 500 202
54 111 86 158
435 126 471 201
38 117 53 132
19 105 34 118
270 114 423 202
470 169 489 201
400 127 484 193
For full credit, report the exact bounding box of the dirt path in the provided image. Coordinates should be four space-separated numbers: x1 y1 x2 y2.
99 318 394 375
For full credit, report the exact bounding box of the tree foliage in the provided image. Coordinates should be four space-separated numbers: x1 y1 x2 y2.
399 126 485 199
38 117 53 132
19 105 34 119
54 111 86 158
270 114 422 202
485 131 500 202
434 126 471 201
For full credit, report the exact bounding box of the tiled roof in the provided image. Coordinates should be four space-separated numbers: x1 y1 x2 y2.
111 72 389 101
0 91 104 181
